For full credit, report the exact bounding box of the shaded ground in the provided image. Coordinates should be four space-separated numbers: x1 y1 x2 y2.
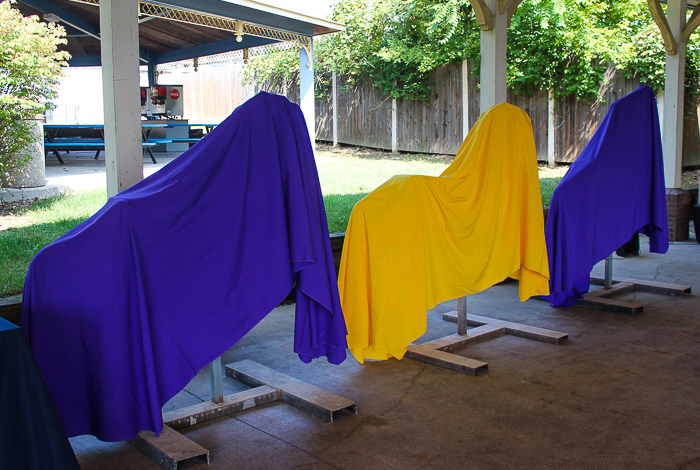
70 239 700 470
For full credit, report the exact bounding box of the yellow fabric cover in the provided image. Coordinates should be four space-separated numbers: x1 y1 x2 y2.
337 103 550 364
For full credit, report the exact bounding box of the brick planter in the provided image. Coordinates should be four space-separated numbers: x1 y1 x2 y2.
666 188 691 241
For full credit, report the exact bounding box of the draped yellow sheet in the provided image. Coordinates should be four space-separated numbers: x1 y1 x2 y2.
337 103 550 363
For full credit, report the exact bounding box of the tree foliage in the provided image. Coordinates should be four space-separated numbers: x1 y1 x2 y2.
0 0 69 180
244 0 700 104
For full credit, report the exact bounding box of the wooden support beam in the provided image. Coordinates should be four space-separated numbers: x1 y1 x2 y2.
681 7 700 43
498 0 517 15
507 0 523 25
647 0 677 54
468 0 494 31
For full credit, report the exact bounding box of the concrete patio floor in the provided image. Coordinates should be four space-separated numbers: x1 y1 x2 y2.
69 239 700 470
7 152 700 469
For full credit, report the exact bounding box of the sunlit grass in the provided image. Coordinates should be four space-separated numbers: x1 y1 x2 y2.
0 152 568 298
0 189 107 297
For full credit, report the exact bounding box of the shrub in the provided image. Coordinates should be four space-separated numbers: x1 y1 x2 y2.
0 0 69 180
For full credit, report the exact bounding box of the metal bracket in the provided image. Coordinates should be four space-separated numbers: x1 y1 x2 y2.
298 41 312 70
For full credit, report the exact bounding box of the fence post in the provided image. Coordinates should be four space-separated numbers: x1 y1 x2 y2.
462 59 470 140
332 71 338 148
548 89 555 167
391 98 397 153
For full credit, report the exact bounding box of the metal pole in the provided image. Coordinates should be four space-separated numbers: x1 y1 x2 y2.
210 356 223 404
457 296 467 336
604 254 613 289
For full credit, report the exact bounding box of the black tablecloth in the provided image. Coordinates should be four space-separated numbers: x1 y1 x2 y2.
0 317 80 469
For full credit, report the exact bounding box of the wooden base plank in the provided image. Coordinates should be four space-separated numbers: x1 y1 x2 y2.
128 425 209 470
405 345 489 375
585 282 635 298
442 312 568 344
163 386 280 430
419 325 505 352
590 277 691 296
225 360 357 422
577 295 644 315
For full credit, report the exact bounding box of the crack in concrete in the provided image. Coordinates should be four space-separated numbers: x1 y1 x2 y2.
181 388 205 402
311 363 427 456
378 363 427 417
678 455 700 469
235 417 342 470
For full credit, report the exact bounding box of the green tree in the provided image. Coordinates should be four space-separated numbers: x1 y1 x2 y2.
0 0 69 181
244 0 700 104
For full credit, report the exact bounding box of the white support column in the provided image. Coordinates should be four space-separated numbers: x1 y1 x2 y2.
480 0 508 111
100 0 143 197
299 39 315 149
663 0 687 189
332 71 338 147
548 89 556 167
462 59 470 140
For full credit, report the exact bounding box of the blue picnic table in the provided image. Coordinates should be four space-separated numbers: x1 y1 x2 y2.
44 123 170 164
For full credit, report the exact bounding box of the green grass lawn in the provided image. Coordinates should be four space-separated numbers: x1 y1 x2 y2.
0 149 565 298
316 149 450 233
0 189 107 297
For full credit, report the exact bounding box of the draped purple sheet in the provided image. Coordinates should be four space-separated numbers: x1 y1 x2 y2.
545 86 669 307
21 92 347 442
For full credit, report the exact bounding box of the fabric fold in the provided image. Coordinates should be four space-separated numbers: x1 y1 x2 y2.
338 103 550 363
21 92 347 442
545 85 669 307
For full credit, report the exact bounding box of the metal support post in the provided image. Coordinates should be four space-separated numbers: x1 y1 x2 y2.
604 254 613 289
209 356 223 404
457 296 467 336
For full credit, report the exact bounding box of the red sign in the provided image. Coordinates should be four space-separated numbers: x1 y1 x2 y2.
169 89 180 100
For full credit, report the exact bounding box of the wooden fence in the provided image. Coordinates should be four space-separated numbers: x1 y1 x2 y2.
160 62 700 166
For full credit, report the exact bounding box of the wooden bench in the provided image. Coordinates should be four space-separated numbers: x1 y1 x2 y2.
0 296 21 326
45 141 159 164
168 138 203 148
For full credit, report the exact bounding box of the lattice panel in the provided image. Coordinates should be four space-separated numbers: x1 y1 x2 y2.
67 0 311 47
157 42 297 71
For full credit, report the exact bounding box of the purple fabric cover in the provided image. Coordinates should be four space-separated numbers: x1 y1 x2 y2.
21 92 347 442
545 86 669 307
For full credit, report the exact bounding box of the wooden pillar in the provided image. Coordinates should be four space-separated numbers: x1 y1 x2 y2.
662 0 686 189
462 59 470 140
648 0 700 239
480 0 508 111
100 0 143 197
299 38 315 149
332 71 338 147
